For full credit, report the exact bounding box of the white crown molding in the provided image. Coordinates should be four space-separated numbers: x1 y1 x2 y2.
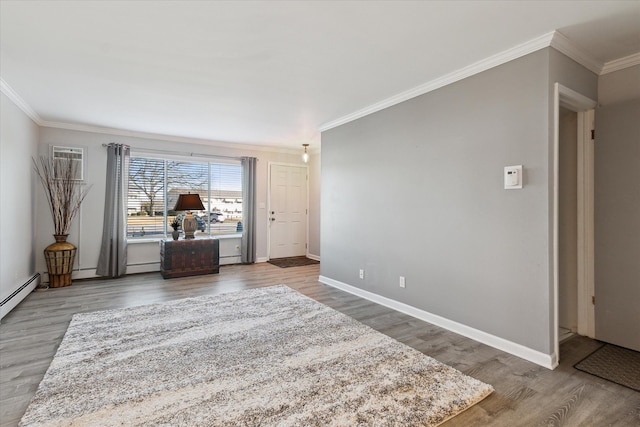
1 77 306 155
319 32 557 132
39 119 303 156
600 52 640 75
319 30 611 133
549 31 603 75
318 275 557 369
0 78 43 125
4 29 631 145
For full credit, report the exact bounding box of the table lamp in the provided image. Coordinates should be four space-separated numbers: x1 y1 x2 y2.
174 193 205 239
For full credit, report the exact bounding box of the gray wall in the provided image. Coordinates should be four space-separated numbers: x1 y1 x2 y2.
0 92 39 318
320 47 598 357
598 64 640 106
322 49 553 353
308 152 321 258
594 65 640 350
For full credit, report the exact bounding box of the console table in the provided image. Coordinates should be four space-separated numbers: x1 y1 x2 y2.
160 238 219 279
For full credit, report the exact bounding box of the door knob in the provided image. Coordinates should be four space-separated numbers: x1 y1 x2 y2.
270 217 276 221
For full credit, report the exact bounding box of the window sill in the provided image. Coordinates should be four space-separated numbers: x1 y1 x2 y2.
127 233 242 244
216 233 242 240
128 238 162 244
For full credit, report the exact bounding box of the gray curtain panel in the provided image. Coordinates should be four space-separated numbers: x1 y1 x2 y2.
96 143 130 277
241 157 257 263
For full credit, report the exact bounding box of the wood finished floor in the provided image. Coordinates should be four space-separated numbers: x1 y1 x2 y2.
1 263 638 426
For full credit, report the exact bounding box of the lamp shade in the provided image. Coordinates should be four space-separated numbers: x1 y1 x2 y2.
174 193 205 211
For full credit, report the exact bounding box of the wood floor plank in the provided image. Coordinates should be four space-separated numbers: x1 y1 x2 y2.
1 263 639 426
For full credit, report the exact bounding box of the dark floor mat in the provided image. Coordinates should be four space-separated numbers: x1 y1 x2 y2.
574 343 640 392
268 256 319 268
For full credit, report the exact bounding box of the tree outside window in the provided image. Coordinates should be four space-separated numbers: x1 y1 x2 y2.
127 156 242 239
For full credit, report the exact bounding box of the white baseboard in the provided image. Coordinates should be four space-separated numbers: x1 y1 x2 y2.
256 257 269 263
220 256 241 266
41 263 161 282
125 263 160 275
43 256 251 281
318 275 557 370
1 273 40 320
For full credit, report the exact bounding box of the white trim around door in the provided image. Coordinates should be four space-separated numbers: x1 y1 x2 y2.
552 83 597 366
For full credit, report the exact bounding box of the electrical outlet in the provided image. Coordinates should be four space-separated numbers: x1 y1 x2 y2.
399 276 406 288
359 269 364 279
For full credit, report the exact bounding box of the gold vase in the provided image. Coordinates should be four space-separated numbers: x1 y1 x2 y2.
44 234 76 288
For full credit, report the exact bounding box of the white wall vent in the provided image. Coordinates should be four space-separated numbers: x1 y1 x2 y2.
51 146 84 181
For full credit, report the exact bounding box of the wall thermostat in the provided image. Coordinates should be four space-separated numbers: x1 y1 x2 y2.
504 165 523 189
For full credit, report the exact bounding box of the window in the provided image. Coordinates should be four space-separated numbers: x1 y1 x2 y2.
127 156 242 239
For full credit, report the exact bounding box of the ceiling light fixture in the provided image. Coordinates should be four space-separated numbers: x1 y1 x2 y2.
302 144 309 163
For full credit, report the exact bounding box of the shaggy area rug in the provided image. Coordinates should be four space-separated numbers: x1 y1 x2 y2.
20 285 493 426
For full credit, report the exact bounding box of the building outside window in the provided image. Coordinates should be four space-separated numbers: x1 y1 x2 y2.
127 156 242 239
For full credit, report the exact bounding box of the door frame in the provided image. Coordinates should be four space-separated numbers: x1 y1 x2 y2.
267 162 309 260
552 83 597 364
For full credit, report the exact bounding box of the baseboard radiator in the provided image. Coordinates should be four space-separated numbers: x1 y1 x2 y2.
0 273 40 320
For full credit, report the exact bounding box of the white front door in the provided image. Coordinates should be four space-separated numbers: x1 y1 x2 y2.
269 164 308 259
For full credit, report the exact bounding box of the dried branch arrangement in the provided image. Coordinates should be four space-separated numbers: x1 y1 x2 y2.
33 156 92 236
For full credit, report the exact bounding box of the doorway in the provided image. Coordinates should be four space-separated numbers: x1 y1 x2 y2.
268 163 308 259
558 107 578 342
553 83 597 365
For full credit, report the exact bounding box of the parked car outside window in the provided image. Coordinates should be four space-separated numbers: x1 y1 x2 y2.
208 212 226 223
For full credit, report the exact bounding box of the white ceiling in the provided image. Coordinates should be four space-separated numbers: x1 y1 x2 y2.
1 1 639 149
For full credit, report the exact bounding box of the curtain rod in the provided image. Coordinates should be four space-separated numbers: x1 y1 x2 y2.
101 144 251 161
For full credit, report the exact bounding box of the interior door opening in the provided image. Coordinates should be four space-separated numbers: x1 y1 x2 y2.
553 83 597 366
558 107 579 343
